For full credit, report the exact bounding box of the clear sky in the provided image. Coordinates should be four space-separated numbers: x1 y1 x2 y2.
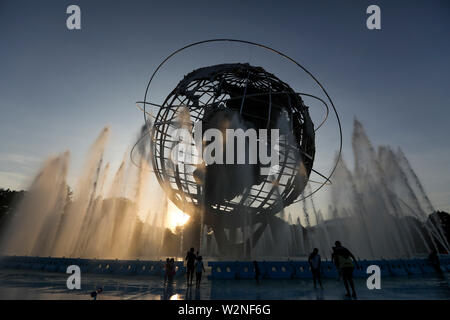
0 0 449 211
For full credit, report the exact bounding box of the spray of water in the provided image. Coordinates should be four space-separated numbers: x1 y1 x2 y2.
299 119 449 259
0 119 447 260
0 127 169 259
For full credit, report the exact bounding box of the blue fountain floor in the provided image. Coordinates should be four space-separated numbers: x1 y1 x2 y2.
0 269 449 300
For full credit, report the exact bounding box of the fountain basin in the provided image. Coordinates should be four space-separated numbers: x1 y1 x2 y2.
1 255 448 279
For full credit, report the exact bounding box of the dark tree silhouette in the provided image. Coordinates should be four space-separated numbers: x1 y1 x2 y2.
0 188 25 229
427 211 450 254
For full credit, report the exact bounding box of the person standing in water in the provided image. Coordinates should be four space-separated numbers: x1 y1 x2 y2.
194 256 206 288
332 241 358 298
308 248 323 289
185 247 197 286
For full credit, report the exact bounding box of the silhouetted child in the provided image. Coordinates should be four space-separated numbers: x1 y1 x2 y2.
168 258 176 282
194 256 205 288
164 258 170 283
308 248 323 289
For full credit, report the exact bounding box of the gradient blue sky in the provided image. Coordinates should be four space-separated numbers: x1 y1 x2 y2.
0 0 449 211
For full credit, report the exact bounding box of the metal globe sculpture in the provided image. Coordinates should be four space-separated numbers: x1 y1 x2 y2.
149 63 316 255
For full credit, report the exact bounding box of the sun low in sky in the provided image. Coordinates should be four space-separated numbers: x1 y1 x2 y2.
167 201 190 232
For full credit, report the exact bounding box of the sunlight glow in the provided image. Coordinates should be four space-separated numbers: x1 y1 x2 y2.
167 201 190 231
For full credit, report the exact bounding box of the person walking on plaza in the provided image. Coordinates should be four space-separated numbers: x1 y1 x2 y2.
331 241 358 298
164 258 170 283
168 258 176 282
185 247 197 286
308 248 323 289
194 255 206 288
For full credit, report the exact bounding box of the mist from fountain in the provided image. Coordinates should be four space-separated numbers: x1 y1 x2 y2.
0 119 448 261
0 126 169 260
297 119 449 259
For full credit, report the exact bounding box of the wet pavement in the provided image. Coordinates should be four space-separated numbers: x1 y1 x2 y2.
0 269 449 300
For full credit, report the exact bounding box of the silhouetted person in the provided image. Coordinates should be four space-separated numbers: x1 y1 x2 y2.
195 256 205 288
164 258 170 283
185 247 197 286
168 258 176 282
253 261 260 284
332 241 358 298
308 248 323 289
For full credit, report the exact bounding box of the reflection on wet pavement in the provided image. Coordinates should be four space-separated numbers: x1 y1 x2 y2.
0 269 449 300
